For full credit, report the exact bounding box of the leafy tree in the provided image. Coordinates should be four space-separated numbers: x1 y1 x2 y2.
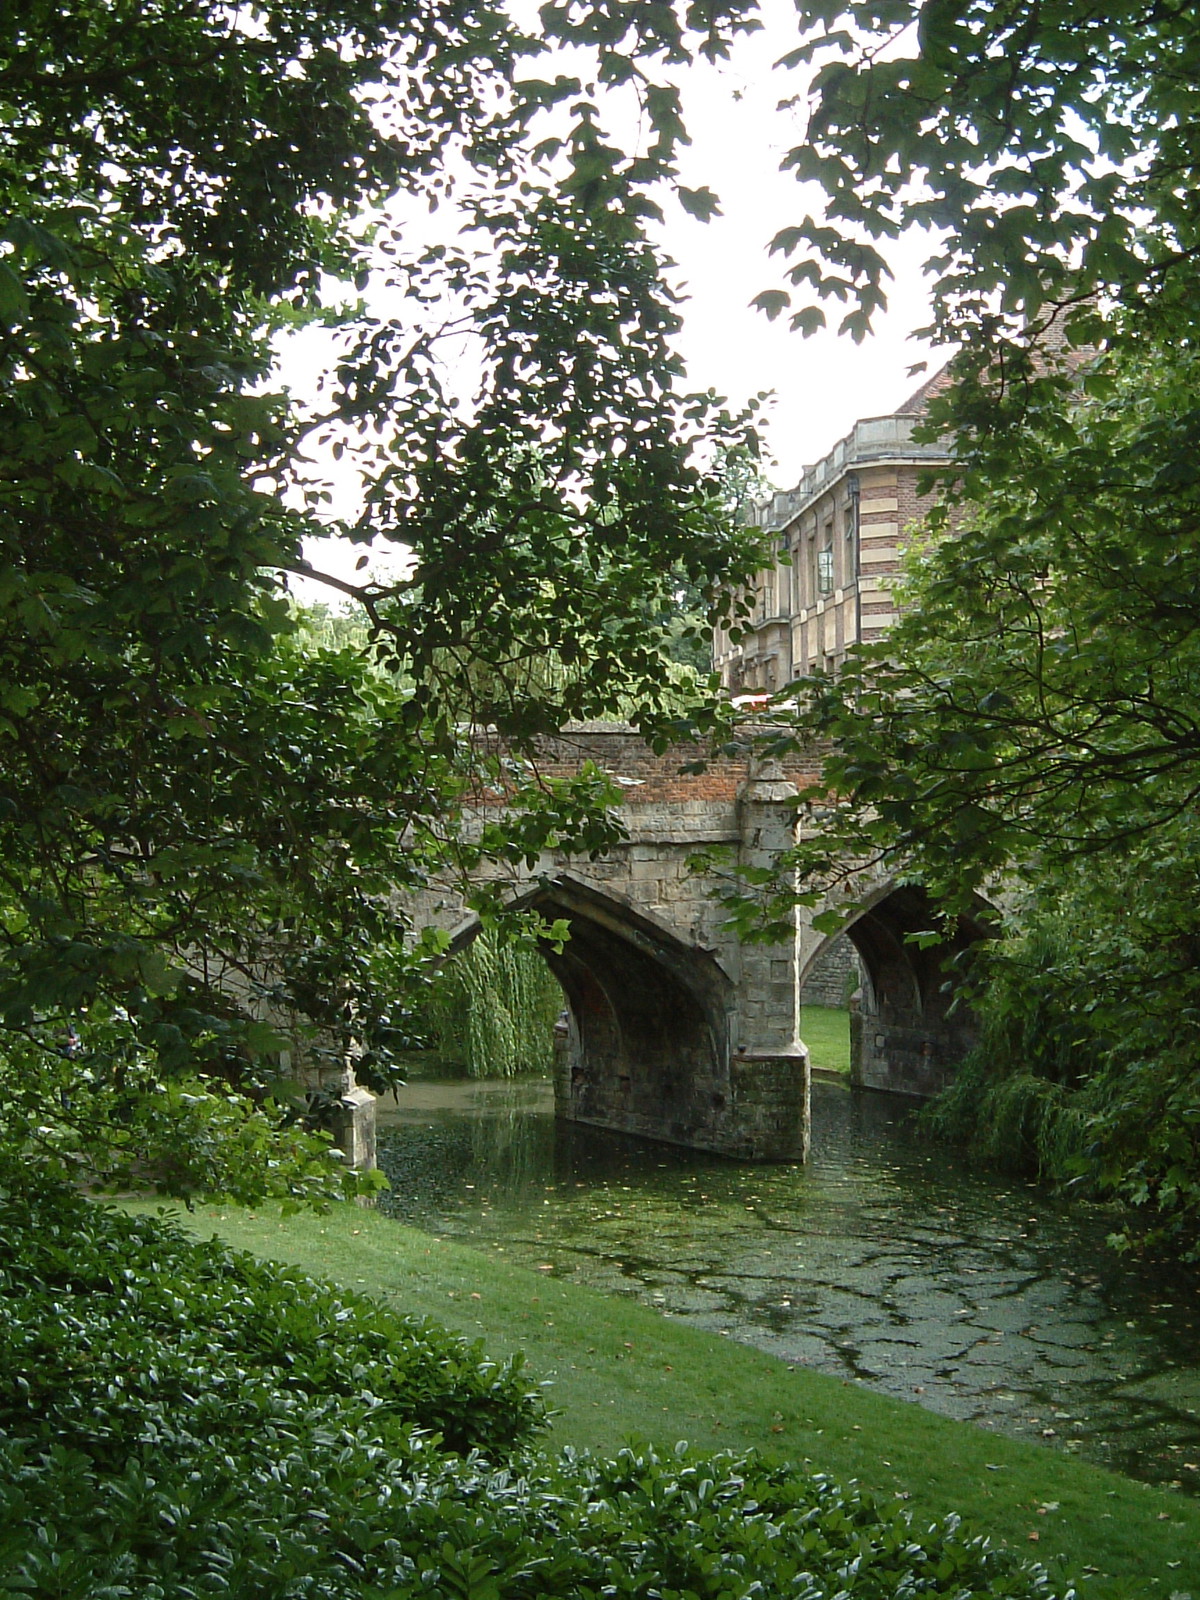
291 602 375 657
720 4 1200 1244
660 448 778 675
758 0 1198 347
1 0 779 1199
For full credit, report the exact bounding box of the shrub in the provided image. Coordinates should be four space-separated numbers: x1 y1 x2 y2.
0 1170 544 1465
924 912 1099 1181
0 1439 1075 1600
0 1175 1073 1599
925 842 1200 1255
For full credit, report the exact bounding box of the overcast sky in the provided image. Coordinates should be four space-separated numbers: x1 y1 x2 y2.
653 4 937 490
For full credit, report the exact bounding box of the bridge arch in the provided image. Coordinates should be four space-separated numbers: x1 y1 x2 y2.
447 874 802 1156
449 875 737 1150
801 881 995 1097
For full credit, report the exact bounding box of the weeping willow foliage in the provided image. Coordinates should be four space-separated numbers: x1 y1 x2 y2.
924 913 1102 1181
926 832 1200 1254
422 932 563 1078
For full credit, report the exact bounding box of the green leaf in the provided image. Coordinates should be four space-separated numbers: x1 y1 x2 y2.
0 262 29 324
751 289 791 321
677 185 722 221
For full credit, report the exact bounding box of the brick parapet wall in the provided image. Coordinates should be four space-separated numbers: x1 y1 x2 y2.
473 726 823 808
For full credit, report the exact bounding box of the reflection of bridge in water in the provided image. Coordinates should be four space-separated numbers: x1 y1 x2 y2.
405 726 989 1164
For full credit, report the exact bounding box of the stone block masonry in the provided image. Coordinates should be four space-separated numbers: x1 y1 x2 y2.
384 726 985 1168
800 931 862 1008
407 727 816 1162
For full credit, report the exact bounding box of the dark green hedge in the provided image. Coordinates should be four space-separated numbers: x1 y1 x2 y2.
0 1175 1073 1599
0 1172 544 1466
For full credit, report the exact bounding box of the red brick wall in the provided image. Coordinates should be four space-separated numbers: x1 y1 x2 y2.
472 729 823 806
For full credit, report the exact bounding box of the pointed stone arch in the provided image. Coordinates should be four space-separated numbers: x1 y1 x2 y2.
447 873 805 1158
800 880 995 1097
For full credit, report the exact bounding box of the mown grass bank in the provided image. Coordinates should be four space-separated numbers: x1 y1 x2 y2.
801 1004 851 1075
125 1198 1200 1598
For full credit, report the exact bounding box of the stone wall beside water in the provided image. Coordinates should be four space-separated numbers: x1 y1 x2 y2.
801 932 862 1008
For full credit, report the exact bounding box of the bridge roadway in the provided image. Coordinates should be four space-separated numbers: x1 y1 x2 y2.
379 725 988 1167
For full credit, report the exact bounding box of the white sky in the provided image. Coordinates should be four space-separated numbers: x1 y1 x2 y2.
656 3 938 489
283 2 939 597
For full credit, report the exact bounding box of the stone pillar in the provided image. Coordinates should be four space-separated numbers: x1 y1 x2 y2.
331 1081 377 1171
731 759 809 1160
305 1047 377 1174
552 1009 574 1110
273 1019 378 1174
840 887 987 1098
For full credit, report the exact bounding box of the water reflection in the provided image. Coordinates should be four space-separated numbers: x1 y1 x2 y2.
377 1076 1200 1490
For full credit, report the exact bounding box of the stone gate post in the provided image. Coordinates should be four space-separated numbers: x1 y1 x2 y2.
330 1063 377 1172
280 1027 376 1173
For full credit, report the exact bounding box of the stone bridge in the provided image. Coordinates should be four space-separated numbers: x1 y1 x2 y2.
400 726 989 1166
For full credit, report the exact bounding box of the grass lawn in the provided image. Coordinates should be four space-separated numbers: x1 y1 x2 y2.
124 1196 1200 1598
802 1003 851 1075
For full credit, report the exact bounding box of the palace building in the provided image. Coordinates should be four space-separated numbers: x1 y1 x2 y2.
714 366 953 694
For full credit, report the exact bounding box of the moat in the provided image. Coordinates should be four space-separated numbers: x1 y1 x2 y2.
376 1074 1200 1492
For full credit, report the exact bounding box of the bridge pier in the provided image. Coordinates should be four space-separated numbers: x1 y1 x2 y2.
720 760 810 1159
538 873 807 1161
554 1021 807 1162
534 757 810 1161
